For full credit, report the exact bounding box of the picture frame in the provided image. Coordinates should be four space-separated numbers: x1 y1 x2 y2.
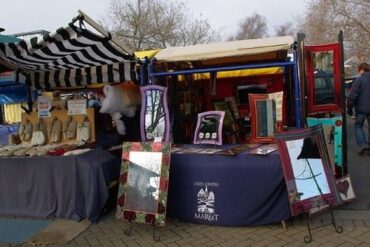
274 125 340 216
249 144 278 155
225 97 240 119
193 111 225 145
336 175 355 203
116 142 171 226
236 84 267 106
305 43 342 113
248 91 284 144
306 116 343 175
213 100 235 128
140 85 170 142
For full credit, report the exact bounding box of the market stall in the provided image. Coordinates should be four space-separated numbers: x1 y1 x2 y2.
0 11 139 223
144 36 300 225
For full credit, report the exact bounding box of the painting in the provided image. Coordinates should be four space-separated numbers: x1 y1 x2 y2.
274 125 340 216
336 175 355 203
116 142 171 226
193 111 225 145
306 116 343 175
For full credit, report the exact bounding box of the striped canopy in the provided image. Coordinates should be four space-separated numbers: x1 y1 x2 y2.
0 25 138 89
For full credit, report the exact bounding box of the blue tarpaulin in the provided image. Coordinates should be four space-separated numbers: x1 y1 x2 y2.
0 84 28 104
0 71 28 104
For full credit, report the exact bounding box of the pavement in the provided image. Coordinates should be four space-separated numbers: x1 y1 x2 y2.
4 117 370 247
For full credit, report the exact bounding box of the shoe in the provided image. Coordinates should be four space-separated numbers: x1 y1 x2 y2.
358 147 367 155
367 148 370 156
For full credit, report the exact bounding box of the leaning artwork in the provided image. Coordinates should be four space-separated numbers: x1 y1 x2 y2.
274 125 340 216
116 142 171 226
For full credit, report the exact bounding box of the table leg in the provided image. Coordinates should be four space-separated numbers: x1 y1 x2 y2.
281 220 287 231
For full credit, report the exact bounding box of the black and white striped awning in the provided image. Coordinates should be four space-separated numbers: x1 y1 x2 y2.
0 24 138 89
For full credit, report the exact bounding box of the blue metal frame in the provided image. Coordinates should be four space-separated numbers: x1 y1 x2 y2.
149 53 302 128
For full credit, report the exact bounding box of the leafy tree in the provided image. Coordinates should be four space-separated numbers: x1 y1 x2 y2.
102 0 220 50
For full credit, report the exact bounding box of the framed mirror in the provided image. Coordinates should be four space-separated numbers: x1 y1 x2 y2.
116 142 171 226
193 111 225 145
140 85 170 142
248 91 284 144
306 116 343 176
274 125 340 216
305 43 342 113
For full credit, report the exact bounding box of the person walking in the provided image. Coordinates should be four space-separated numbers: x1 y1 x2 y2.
348 62 370 155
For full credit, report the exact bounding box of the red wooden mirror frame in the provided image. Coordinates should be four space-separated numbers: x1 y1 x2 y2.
305 43 342 114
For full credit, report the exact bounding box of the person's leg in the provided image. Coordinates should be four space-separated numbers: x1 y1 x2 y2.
354 113 367 154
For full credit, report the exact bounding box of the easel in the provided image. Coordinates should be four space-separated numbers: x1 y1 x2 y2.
299 158 343 243
123 215 161 242
302 205 343 243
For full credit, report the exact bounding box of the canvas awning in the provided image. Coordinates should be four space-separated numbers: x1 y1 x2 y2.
0 11 138 90
155 36 295 65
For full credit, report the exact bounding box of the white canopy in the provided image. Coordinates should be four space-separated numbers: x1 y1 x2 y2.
155 36 295 65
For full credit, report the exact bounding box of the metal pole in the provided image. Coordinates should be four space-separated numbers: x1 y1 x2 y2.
338 31 348 175
293 48 302 128
151 61 295 77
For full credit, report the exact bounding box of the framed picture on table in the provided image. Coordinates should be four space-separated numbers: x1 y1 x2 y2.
193 111 225 145
248 91 283 144
116 142 171 227
274 125 340 216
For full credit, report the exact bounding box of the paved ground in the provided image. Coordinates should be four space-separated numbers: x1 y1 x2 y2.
3 118 370 247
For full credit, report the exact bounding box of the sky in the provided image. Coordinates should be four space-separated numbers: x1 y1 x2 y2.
0 0 308 38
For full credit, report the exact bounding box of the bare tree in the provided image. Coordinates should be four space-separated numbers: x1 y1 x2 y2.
274 22 296 36
228 13 268 40
101 0 220 50
297 0 370 63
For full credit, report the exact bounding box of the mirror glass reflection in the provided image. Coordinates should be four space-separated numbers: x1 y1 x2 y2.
255 99 276 138
312 51 335 105
286 137 330 201
144 90 165 140
124 151 162 213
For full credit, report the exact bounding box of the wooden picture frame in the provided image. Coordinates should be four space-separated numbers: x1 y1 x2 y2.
140 85 170 142
305 43 342 113
336 175 355 203
248 91 283 144
116 142 171 226
274 125 340 216
306 116 343 175
193 111 225 145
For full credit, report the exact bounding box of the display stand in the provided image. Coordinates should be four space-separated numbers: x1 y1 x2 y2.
301 154 342 243
21 108 95 144
300 150 343 243
123 216 161 242
303 206 343 243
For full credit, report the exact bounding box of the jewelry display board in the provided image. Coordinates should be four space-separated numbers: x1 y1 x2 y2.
20 108 95 144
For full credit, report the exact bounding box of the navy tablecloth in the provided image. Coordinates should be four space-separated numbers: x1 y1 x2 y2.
167 148 291 226
0 149 120 223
